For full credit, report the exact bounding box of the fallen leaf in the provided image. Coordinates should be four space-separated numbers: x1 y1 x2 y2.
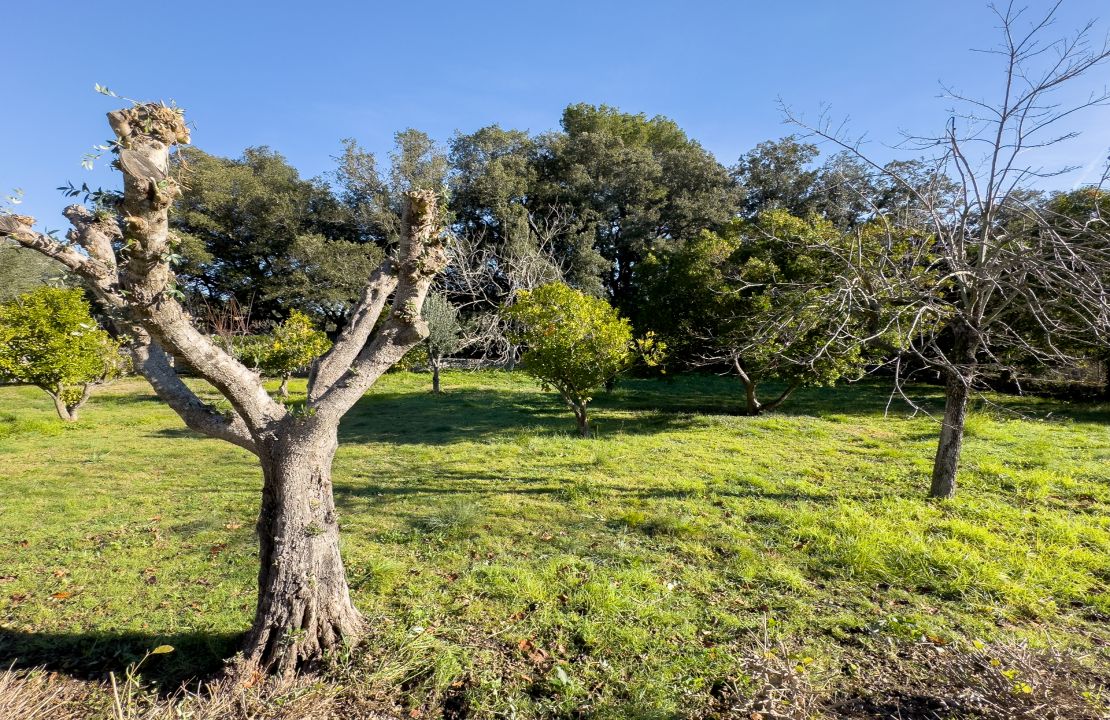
50 591 72 600
224 522 242 530
209 544 227 556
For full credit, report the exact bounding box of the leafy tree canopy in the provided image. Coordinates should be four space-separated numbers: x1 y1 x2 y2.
506 282 634 434
0 286 122 418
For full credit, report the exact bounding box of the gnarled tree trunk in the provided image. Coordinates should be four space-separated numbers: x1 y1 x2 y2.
3 101 446 679
278 374 291 398
244 424 362 677
431 357 441 394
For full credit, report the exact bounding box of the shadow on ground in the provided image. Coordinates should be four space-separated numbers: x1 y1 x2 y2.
0 628 239 689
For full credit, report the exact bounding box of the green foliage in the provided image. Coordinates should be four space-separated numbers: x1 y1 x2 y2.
640 210 882 409
226 311 330 381
263 311 331 377
171 146 381 325
538 104 740 306
0 287 121 409
0 239 69 301
506 283 633 426
422 291 462 362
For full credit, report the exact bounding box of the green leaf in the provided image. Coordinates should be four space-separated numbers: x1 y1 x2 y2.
150 644 175 655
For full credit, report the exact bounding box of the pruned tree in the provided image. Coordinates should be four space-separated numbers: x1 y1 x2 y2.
0 101 447 675
422 291 462 394
784 1 1110 498
505 282 634 436
0 286 122 420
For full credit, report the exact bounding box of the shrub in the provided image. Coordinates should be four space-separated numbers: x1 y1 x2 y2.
505 282 633 436
0 287 122 420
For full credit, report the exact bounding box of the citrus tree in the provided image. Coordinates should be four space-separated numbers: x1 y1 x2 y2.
0 286 122 420
261 310 331 397
506 282 633 436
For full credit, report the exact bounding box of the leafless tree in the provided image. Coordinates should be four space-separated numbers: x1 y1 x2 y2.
441 204 571 366
784 1 1110 498
0 101 447 676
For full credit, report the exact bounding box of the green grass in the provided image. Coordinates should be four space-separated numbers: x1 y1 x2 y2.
1 371 1109 717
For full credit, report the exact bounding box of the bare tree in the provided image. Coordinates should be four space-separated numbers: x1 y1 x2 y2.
442 205 570 366
0 101 447 675
785 1 1110 498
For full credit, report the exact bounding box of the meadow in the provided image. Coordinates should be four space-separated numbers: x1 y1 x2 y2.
1 371 1108 718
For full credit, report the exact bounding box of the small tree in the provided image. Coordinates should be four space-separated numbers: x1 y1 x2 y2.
506 282 633 436
261 310 331 397
0 286 121 420
422 291 462 393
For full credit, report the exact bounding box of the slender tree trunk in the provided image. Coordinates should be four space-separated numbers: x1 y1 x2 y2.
929 369 971 499
431 357 441 394
733 361 761 415
46 383 91 421
278 374 290 398
574 404 590 438
242 427 363 677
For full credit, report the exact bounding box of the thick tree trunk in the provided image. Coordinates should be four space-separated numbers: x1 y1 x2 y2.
929 370 971 499
242 430 364 677
431 358 441 394
278 374 291 398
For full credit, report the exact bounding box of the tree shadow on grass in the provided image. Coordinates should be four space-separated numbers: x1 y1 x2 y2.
0 627 239 691
603 375 1110 424
337 387 704 445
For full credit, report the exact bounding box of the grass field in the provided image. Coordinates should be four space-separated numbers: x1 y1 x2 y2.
1 371 1109 718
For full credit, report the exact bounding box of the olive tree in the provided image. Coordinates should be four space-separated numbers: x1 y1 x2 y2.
0 101 447 676
0 286 122 420
422 291 461 394
505 282 633 436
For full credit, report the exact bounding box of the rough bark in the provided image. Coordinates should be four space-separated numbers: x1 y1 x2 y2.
2 103 446 678
930 368 971 499
278 374 290 398
431 357 441 394
243 424 363 678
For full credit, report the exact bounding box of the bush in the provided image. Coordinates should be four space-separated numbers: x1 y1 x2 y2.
505 282 633 436
0 287 122 420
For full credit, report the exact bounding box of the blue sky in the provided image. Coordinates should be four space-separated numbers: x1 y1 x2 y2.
3 1 1108 229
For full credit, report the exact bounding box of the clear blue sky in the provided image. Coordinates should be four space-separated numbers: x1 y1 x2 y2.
3 1 1108 229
